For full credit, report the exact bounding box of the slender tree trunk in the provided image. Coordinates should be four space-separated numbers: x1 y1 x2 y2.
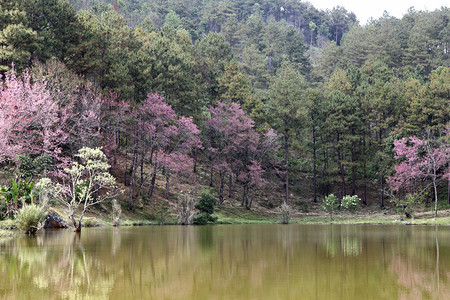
362 133 367 205
284 129 289 205
124 136 128 186
193 147 198 173
337 134 344 203
322 145 329 196
378 129 384 208
165 170 170 201
248 186 253 209
243 183 250 209
140 154 144 184
228 174 233 198
219 171 225 205
433 176 438 218
379 172 384 208
148 171 156 197
313 126 317 203
209 161 214 187
351 138 356 195
447 177 449 205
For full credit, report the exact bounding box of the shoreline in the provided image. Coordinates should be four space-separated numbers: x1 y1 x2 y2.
2 206 450 237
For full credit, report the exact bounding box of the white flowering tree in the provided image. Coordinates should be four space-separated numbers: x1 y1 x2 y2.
60 147 117 232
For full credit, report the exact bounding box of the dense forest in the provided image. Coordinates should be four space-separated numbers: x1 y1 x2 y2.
0 0 448 219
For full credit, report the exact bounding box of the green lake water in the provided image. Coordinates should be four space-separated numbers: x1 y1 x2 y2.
0 224 449 299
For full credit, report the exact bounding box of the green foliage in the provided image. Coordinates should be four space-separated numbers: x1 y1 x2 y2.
193 190 217 225
0 178 36 218
33 177 59 206
276 203 292 224
192 212 211 225
195 189 216 215
391 193 423 219
341 195 360 212
321 194 340 220
292 198 309 212
18 154 52 181
15 204 46 234
153 201 170 225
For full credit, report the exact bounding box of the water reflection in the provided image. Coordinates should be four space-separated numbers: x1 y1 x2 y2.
0 225 449 299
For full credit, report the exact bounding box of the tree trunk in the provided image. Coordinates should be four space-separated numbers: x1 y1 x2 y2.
362 133 367 205
243 183 250 210
337 134 344 203
379 172 384 208
219 171 225 205
71 214 81 232
447 177 449 205
313 126 317 203
193 147 198 173
209 164 214 187
433 175 438 218
378 129 384 208
124 136 128 185
351 139 356 196
228 174 233 198
165 170 170 201
284 131 289 205
148 172 157 197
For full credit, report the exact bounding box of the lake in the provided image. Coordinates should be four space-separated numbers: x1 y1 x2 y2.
0 224 449 299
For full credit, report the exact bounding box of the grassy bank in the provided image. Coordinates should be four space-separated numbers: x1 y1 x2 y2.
2 206 450 237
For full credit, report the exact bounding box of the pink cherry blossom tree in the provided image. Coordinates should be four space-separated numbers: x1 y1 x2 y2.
206 102 280 209
0 68 68 173
126 93 201 209
387 133 449 217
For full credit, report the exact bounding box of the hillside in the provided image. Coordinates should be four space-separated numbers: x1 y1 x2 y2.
0 0 448 225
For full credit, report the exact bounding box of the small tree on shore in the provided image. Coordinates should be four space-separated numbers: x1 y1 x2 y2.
322 194 340 221
58 147 117 232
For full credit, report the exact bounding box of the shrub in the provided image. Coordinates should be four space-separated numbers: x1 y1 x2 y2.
192 212 210 225
112 199 122 226
391 192 422 219
82 218 103 227
321 194 340 220
277 203 292 224
292 198 309 212
0 178 35 218
341 195 360 212
15 204 46 234
176 194 195 225
192 189 217 225
154 201 171 225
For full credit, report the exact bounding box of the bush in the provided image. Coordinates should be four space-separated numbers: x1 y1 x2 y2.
195 190 216 215
15 204 46 234
391 193 422 219
192 212 210 225
292 198 309 212
33 177 61 207
341 195 360 212
82 218 103 227
0 178 35 218
277 203 292 224
321 194 340 220
176 194 195 225
154 201 171 225
193 190 217 225
112 199 122 226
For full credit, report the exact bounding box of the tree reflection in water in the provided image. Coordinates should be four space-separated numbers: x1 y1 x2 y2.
0 225 448 299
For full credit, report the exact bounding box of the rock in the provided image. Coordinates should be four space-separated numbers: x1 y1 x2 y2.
44 210 68 228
